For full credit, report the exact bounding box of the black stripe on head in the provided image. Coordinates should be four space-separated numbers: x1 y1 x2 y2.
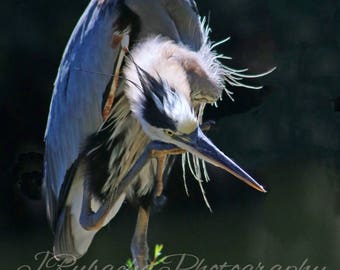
135 65 177 130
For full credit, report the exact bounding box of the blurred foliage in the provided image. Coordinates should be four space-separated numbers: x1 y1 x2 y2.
125 244 166 270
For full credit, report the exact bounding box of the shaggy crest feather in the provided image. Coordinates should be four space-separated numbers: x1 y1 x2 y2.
197 17 276 101
180 17 275 210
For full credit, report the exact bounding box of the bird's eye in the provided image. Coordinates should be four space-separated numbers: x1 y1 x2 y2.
164 129 175 137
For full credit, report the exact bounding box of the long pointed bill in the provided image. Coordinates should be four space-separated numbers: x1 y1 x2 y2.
172 128 266 193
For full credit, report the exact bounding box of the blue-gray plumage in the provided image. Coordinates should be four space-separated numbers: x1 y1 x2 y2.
43 0 272 268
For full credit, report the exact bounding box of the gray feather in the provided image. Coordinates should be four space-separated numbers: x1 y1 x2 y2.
125 0 203 50
53 207 81 262
162 0 203 50
44 0 120 229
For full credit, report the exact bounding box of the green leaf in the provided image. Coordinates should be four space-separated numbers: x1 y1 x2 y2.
154 244 163 259
125 258 136 270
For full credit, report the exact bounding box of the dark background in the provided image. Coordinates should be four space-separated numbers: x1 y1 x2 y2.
1 0 339 269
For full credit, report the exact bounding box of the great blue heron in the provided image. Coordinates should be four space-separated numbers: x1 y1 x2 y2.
43 0 272 269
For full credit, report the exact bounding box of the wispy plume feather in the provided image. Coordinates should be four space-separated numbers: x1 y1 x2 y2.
180 17 275 211
198 17 276 102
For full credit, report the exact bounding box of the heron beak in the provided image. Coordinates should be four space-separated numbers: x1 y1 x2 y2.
172 128 266 193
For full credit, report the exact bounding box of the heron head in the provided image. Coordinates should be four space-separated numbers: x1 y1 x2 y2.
128 65 197 142
125 63 266 193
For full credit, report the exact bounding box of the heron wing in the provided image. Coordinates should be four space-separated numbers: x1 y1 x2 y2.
162 0 203 50
124 0 203 50
43 0 121 229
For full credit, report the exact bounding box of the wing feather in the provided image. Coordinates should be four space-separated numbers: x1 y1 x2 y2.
162 0 203 50
43 0 121 228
